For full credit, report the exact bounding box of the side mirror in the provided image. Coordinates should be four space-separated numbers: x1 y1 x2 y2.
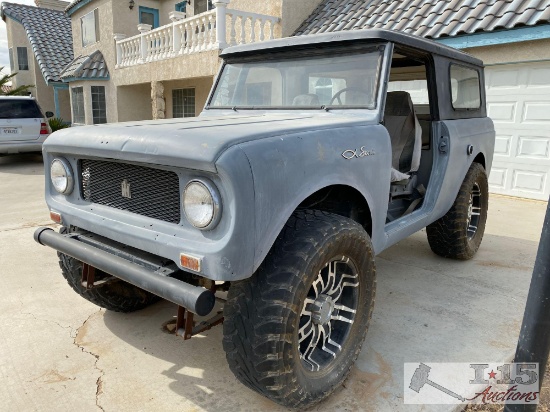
45 111 54 118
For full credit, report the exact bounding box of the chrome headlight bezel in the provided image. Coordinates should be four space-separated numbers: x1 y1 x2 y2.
50 157 74 195
183 179 222 230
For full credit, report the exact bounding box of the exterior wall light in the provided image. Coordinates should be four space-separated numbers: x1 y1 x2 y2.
129 0 135 10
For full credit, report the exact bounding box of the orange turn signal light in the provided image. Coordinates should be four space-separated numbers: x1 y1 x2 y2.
180 253 201 272
50 211 62 224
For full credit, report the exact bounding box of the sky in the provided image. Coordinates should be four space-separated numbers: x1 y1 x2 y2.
0 0 36 75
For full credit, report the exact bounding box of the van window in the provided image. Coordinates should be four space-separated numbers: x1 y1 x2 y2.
450 65 481 110
0 100 42 119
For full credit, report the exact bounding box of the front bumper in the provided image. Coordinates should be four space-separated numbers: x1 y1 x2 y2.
34 227 215 316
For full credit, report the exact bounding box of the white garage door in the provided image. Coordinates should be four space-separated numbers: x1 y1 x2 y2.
485 62 550 201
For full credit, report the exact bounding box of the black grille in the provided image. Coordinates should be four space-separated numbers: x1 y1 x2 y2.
81 159 181 224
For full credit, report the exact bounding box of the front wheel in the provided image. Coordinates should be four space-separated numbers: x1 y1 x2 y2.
427 162 489 259
222 210 376 409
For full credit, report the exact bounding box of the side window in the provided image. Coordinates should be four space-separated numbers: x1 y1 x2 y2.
71 87 85 124
17 47 28 71
139 6 159 28
81 9 99 47
8 48 14 72
450 65 481 110
175 1 186 12
91 86 107 124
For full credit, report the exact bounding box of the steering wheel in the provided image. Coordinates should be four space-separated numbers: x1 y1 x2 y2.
329 88 371 105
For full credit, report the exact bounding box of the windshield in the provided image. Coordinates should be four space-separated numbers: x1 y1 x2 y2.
0 99 42 119
210 47 384 110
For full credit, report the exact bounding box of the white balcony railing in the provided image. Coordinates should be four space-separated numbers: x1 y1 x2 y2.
114 0 280 68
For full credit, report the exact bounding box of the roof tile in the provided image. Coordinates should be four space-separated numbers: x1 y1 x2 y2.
294 0 550 39
1 2 73 83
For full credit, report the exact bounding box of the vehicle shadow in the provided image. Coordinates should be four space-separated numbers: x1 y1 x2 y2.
102 300 288 411
100 231 538 412
0 153 44 175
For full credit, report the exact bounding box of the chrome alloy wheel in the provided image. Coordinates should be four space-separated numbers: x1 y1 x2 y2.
467 182 482 240
298 256 359 372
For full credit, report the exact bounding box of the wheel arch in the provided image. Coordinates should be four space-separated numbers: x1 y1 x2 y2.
251 183 376 274
296 184 373 236
473 152 486 169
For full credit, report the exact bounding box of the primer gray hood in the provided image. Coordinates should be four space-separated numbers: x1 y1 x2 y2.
44 113 373 172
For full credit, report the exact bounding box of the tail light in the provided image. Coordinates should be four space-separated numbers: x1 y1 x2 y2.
40 122 50 135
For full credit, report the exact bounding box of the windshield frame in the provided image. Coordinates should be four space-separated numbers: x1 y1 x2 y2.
206 43 387 112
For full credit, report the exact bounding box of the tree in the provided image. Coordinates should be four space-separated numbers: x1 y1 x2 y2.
0 67 34 96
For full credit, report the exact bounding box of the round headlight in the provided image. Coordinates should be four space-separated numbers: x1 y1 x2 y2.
183 180 221 230
50 158 74 195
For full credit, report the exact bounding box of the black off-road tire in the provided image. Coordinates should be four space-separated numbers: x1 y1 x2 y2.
222 210 376 409
58 228 160 312
426 162 489 260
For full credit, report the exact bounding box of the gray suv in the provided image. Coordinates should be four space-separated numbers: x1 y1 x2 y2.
34 29 495 408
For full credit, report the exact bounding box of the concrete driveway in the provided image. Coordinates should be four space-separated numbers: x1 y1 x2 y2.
0 154 547 412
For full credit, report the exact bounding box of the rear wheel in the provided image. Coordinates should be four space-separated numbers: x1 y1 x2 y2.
427 162 489 259
58 227 160 312
222 210 376 409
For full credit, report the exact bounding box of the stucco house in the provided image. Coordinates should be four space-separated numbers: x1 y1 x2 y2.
295 0 550 200
1 0 73 120
59 0 322 126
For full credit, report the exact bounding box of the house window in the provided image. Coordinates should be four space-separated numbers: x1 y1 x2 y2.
195 0 213 14
175 1 186 12
8 48 14 72
81 9 99 47
17 47 28 71
173 88 195 118
450 65 481 110
91 86 107 124
71 87 85 124
139 6 159 29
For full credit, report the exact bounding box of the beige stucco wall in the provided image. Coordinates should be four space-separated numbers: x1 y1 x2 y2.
56 88 72 121
163 76 214 117
116 83 153 122
113 49 220 86
32 58 55 114
465 39 550 66
68 80 114 125
4 18 35 89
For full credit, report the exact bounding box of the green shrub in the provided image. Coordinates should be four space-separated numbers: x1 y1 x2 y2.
48 117 70 133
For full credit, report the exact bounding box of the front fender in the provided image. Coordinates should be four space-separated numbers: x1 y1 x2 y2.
237 124 392 273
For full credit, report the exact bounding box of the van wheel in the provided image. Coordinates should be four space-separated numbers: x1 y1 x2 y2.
427 162 489 260
222 210 376 409
58 228 160 312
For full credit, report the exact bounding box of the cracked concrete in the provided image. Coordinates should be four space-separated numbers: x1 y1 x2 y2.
0 154 547 412
74 310 105 412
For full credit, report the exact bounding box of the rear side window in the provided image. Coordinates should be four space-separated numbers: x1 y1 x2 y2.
450 65 481 110
0 100 42 119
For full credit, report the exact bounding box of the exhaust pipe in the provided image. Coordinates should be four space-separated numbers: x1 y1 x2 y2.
34 227 215 316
